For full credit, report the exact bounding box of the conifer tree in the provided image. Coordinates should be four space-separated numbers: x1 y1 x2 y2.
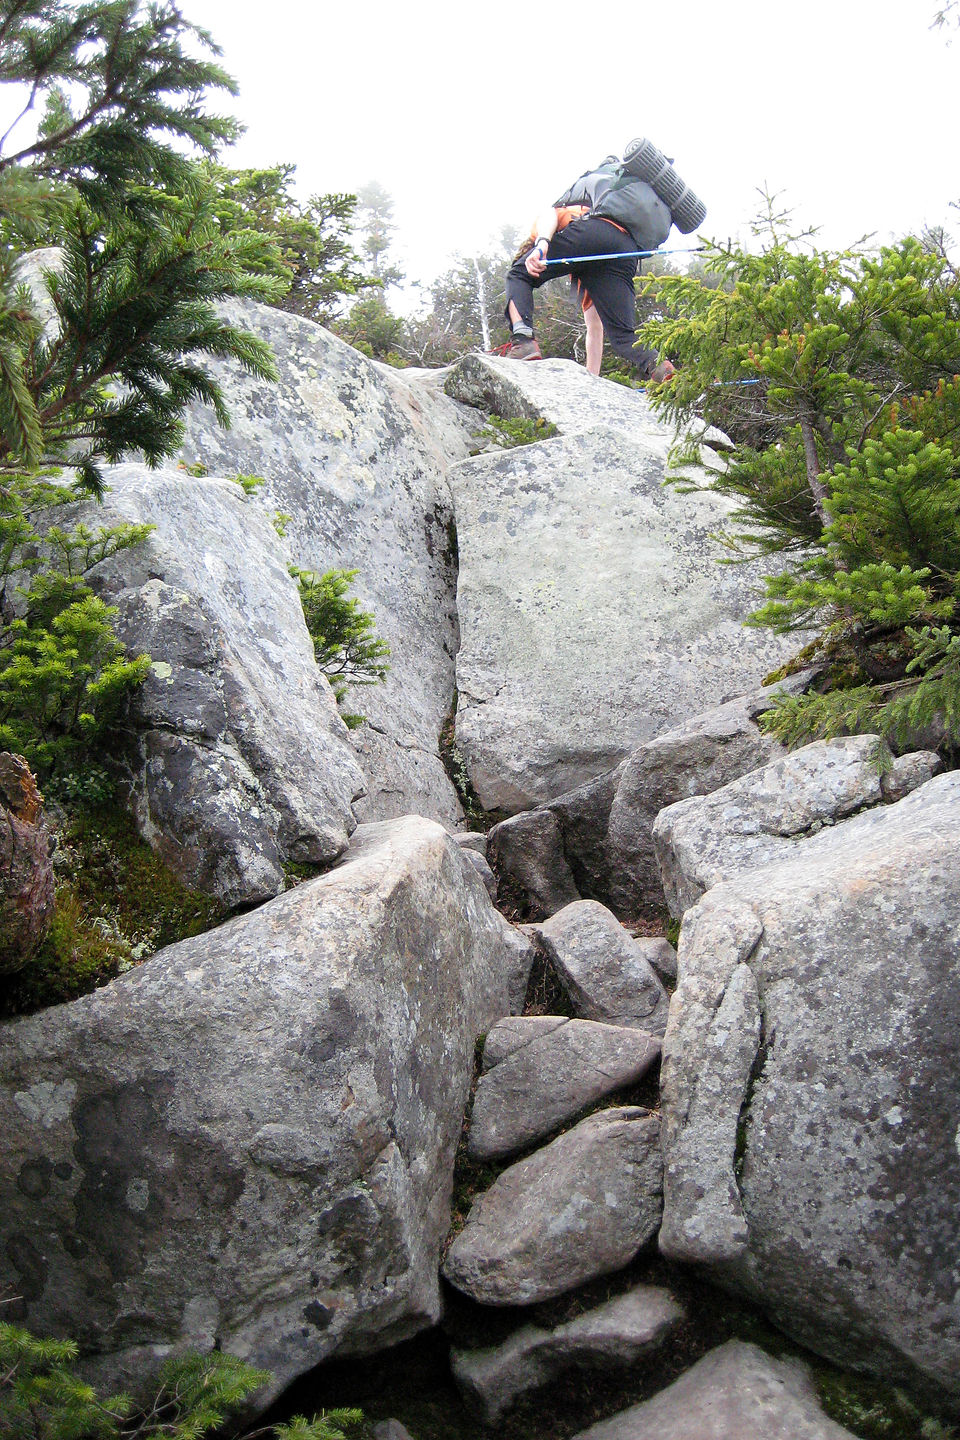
641 198 960 751
0 1322 363 1440
0 0 283 770
206 164 373 326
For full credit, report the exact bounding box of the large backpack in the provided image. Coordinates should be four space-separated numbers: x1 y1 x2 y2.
555 156 672 252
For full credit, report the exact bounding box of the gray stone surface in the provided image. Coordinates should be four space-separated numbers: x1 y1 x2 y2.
468 1018 661 1160
443 1107 662 1306
74 465 366 906
457 845 498 901
372 1423 417 1440
643 936 678 984
604 687 789 917
479 1015 568 1069
652 734 940 918
445 354 686 451
375 361 478 470
176 300 464 826
533 901 670 1035
544 763 625 904
451 1284 684 1423
881 748 943 802
569 1340 858 1440
0 816 523 1404
659 772 960 1398
487 809 580 919
445 357 798 812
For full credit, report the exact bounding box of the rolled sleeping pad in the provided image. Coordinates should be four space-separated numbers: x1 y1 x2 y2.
622 137 707 235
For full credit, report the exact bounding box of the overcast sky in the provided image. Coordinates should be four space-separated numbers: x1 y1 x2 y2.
159 2 959 300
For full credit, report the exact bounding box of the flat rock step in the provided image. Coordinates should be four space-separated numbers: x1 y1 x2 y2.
468 1017 661 1161
531 900 672 1034
569 1339 859 1439
451 1283 684 1423
443 1106 662 1306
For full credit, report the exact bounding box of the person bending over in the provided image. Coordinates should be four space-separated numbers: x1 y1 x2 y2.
503 149 676 382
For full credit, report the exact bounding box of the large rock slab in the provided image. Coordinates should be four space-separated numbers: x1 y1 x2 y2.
659 771 960 1399
0 816 525 1403
446 353 704 452
603 686 789 917
176 300 464 826
468 1018 661 1160
533 901 671 1035
486 808 581 919
447 413 797 812
75 465 366 907
653 734 942 917
569 1339 859 1440
443 1107 662 1305
451 1284 684 1423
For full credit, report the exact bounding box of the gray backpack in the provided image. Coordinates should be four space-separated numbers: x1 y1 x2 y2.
555 156 672 252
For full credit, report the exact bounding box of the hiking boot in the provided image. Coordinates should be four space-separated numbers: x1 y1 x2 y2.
502 337 543 361
647 359 676 383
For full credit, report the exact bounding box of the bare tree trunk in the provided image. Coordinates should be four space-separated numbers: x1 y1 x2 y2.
472 257 491 352
800 412 830 525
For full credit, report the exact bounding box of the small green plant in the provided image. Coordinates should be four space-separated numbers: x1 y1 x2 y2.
472 415 558 451
0 1322 363 1440
229 472 266 496
292 566 390 728
0 477 153 776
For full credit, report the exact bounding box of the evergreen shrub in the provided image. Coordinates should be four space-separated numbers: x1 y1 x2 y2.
0 1322 362 1440
640 200 960 751
292 566 390 728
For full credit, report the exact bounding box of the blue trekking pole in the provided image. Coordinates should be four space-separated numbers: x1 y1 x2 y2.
544 245 706 266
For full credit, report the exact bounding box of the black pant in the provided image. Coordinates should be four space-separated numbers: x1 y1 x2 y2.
504 215 658 375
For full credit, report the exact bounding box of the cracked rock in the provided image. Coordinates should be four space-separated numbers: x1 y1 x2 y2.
468 1017 661 1160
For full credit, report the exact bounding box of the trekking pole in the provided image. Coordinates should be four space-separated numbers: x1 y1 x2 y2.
544 245 706 266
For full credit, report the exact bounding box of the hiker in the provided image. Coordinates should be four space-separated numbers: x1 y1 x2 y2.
503 147 679 380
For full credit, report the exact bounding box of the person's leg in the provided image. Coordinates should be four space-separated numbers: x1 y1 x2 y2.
583 296 604 374
504 253 546 336
582 263 658 376
548 217 660 376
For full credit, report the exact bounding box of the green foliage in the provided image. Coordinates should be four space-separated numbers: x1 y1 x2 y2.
0 477 151 771
292 566 390 727
0 1 240 212
205 163 373 325
0 1323 363 1440
640 198 960 750
0 1 290 774
1 0 283 483
472 415 558 451
2 797 224 1016
335 292 407 366
228 471 266 496
3 176 281 493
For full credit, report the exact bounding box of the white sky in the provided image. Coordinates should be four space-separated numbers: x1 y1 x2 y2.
27 0 960 303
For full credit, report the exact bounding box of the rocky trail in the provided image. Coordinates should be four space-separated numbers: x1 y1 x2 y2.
1 300 958 1439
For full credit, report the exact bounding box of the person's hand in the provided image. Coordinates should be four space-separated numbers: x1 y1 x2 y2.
525 241 548 277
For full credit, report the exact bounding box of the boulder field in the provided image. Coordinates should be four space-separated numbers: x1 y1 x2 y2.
2 284 959 1437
